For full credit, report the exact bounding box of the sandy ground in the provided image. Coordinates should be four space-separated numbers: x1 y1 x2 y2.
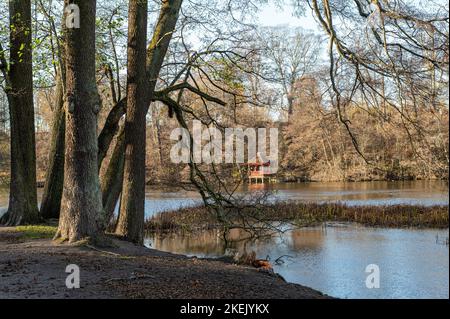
0 227 330 299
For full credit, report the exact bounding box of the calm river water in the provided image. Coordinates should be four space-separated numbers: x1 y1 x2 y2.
142 180 449 299
0 180 448 215
1 180 448 299
146 225 449 299
140 180 449 217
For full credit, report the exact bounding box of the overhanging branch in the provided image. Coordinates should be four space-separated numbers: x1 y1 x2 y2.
158 82 227 106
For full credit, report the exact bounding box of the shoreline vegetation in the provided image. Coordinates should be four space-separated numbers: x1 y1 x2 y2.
1 172 450 187
145 203 450 234
0 177 448 190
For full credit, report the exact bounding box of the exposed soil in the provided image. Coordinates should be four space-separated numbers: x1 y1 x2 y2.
0 227 330 299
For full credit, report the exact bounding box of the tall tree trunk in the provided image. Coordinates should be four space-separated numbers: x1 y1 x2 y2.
101 125 125 227
152 108 164 166
115 0 149 244
98 98 126 169
39 7 67 220
115 0 183 244
98 0 183 241
1 0 39 226
40 74 65 220
55 0 104 243
97 0 183 169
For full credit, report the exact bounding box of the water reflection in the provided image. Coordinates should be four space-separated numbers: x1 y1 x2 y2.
146 225 449 299
0 181 448 216
243 180 449 205
142 180 449 217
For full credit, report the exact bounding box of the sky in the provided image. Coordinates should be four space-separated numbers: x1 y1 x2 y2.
256 2 320 31
254 3 325 122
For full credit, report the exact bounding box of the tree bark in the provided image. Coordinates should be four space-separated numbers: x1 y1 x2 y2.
1 0 40 226
115 0 149 244
152 108 164 166
98 98 126 169
145 0 183 92
97 0 183 164
101 125 125 227
39 7 67 220
40 74 65 220
115 0 183 244
55 0 104 243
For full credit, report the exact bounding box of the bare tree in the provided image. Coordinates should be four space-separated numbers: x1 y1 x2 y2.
259 26 323 120
305 0 449 164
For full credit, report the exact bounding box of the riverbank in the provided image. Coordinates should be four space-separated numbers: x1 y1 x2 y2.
0 227 329 299
146 203 449 234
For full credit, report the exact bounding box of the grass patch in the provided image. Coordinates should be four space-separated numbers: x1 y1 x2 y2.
15 225 58 239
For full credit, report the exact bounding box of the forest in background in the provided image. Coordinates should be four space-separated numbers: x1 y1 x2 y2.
0 1 447 188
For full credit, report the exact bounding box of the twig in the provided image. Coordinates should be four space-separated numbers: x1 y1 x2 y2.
105 273 156 283
274 255 294 265
85 244 122 257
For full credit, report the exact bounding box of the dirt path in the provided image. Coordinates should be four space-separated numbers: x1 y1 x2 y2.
0 227 330 299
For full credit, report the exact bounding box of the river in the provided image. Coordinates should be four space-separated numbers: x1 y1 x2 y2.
1 180 448 215
146 224 449 299
142 180 449 299
141 180 449 217
0 180 448 299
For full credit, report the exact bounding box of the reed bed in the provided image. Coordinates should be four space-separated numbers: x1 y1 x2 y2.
145 202 449 233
